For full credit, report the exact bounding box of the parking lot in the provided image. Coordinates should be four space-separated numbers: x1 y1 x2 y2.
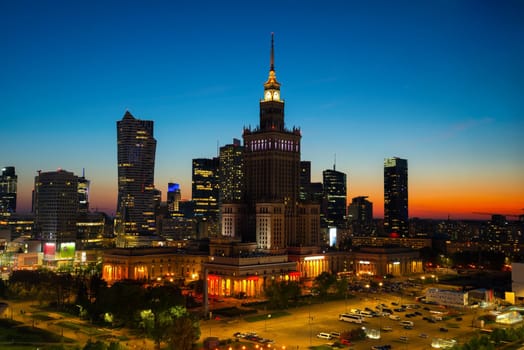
200 287 485 349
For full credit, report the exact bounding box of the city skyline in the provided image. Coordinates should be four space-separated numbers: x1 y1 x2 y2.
2 1 523 219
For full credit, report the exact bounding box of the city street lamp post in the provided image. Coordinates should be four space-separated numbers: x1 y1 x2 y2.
265 314 271 331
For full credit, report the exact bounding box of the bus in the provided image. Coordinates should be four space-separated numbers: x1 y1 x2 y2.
339 313 363 324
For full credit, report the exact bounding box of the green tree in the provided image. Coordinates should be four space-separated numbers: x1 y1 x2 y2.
313 272 337 298
166 307 200 350
264 280 301 309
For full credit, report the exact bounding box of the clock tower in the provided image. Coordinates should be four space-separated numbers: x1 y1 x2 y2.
243 34 302 248
260 33 284 131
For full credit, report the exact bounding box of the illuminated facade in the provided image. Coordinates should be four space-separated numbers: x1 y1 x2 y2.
102 247 208 284
167 182 181 214
219 138 244 204
204 239 299 298
352 247 422 277
192 158 219 219
384 157 408 237
351 236 431 250
116 111 157 244
77 173 90 213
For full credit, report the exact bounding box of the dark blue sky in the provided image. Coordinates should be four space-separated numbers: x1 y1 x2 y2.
2 0 523 218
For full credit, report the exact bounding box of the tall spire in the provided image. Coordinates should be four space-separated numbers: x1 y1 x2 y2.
264 33 281 97
270 32 275 72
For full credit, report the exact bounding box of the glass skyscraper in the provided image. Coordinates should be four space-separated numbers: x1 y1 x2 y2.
192 157 219 219
34 169 79 244
384 157 408 237
116 111 157 245
0 166 17 216
322 167 347 228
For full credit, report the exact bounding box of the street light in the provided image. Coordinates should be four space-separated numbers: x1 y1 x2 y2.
265 314 271 331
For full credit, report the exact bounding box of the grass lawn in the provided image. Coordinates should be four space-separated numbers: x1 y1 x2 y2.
0 318 77 349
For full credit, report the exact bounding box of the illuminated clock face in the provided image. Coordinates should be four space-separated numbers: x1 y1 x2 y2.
273 91 279 100
265 91 271 100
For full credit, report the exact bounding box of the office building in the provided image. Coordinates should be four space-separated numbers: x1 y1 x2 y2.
192 158 219 219
33 169 79 263
77 170 90 213
0 166 17 216
219 138 244 204
322 166 347 228
348 196 373 225
167 182 182 215
384 157 408 237
115 111 157 246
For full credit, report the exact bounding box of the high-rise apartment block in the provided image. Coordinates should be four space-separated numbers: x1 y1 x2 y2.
0 166 17 216
384 157 408 237
116 111 157 245
322 167 347 228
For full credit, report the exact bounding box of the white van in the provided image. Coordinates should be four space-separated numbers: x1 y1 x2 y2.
389 314 401 321
400 320 414 327
317 332 333 340
339 313 363 324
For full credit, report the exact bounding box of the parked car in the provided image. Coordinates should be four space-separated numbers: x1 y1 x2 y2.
317 332 333 340
440 327 449 332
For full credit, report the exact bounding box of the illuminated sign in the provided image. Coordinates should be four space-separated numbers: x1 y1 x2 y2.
168 183 180 192
359 260 370 264
58 242 76 259
329 227 337 247
43 242 56 259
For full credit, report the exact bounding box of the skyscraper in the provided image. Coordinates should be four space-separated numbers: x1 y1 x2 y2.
167 182 182 215
0 166 17 216
242 34 305 247
322 166 347 228
34 169 79 245
347 196 373 225
384 157 408 237
219 138 244 204
116 111 157 245
78 170 90 213
192 157 219 219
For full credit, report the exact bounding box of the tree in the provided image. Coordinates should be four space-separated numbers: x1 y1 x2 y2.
166 307 200 350
313 272 337 298
264 280 301 309
140 305 200 350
